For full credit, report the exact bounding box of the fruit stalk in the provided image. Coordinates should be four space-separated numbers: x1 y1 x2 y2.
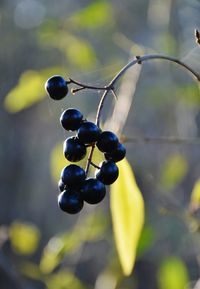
85 53 200 174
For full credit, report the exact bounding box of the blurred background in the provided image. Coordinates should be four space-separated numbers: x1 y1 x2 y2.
0 0 200 288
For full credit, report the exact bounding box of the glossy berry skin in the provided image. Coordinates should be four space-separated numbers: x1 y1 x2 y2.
63 137 86 162
60 109 83 131
96 131 119 153
81 178 106 204
58 190 83 214
45 75 68 100
61 164 86 188
95 161 119 185
104 143 126 162
77 121 101 144
58 179 66 192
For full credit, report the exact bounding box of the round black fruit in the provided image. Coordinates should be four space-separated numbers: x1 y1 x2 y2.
58 179 66 192
61 164 86 188
58 190 83 214
60 108 83 131
95 161 119 185
45 75 68 100
96 131 119 153
63 137 86 162
105 143 126 162
77 121 101 144
81 178 106 204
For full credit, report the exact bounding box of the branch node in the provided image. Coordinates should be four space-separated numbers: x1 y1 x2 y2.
136 55 142 64
111 89 118 100
71 87 85 94
195 29 200 46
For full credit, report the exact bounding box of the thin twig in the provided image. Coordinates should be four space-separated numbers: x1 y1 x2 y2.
96 54 200 127
68 78 112 91
90 161 100 169
111 89 118 100
122 136 200 145
86 53 200 174
85 145 96 177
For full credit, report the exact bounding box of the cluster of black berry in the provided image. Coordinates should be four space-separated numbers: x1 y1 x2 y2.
45 75 126 214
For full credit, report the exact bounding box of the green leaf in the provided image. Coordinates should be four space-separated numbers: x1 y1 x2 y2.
157 257 189 289
110 158 145 276
137 226 155 258
9 221 40 255
160 154 188 191
4 67 65 113
190 178 200 212
69 1 114 29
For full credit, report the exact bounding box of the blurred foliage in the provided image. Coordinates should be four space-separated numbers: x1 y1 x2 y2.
20 262 42 280
64 35 97 69
110 158 144 276
190 178 200 212
136 226 155 258
1 0 200 289
160 154 188 191
175 84 200 107
4 67 65 113
68 1 114 30
40 210 108 274
157 257 189 289
45 271 88 289
9 221 40 255
50 142 76 184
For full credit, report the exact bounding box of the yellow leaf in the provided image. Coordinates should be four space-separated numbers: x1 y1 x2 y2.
190 179 200 211
110 158 145 276
9 221 40 255
4 67 66 113
157 257 189 289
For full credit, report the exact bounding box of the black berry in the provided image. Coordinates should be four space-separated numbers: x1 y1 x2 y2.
63 137 86 162
60 108 83 131
105 143 126 162
58 190 83 214
81 178 106 204
61 164 86 188
58 179 66 192
77 121 101 144
96 131 119 153
45 75 68 100
95 161 119 185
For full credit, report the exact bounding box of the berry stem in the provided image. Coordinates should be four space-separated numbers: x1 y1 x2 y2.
85 145 96 176
95 53 200 127
68 78 112 91
90 161 100 169
85 52 200 175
